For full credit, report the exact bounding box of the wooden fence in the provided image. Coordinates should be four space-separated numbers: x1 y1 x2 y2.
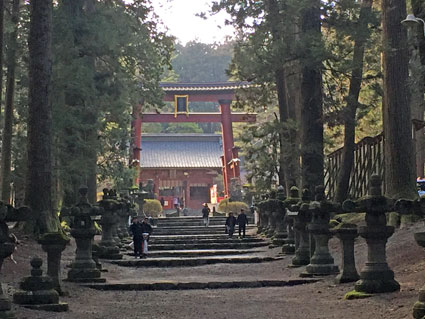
324 133 384 200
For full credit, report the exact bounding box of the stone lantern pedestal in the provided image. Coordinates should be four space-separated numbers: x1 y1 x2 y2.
343 175 400 294
67 228 105 283
291 204 311 267
97 189 123 260
0 242 17 319
303 187 339 276
331 224 359 284
272 209 287 246
282 214 296 254
38 232 70 296
413 232 425 318
13 257 68 312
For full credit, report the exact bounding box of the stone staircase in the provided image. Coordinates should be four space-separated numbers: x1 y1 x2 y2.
112 216 281 267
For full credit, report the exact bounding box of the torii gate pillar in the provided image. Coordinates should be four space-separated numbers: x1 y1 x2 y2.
219 99 239 195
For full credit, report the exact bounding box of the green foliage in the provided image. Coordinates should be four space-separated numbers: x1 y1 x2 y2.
50 0 173 201
164 123 203 133
144 199 162 217
217 199 249 214
172 41 233 82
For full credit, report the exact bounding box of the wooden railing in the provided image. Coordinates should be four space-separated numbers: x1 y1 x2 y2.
324 133 384 200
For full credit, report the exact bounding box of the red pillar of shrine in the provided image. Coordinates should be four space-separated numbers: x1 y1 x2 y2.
131 102 143 185
220 99 239 196
221 155 228 196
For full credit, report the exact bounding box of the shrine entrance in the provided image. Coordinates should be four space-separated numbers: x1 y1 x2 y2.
130 82 256 204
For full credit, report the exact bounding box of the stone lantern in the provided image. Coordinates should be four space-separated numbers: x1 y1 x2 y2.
342 175 400 293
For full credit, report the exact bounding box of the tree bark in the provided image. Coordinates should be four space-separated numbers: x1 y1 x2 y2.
25 0 59 233
266 0 300 193
300 0 324 192
0 0 4 129
1 0 20 202
382 0 417 199
411 1 425 178
334 0 373 203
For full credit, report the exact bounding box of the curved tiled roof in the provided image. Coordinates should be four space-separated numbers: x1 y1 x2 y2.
140 134 223 169
159 81 252 92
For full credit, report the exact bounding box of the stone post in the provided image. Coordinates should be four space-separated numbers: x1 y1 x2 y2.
63 187 106 283
13 257 68 312
281 186 300 253
0 202 31 318
412 232 425 318
302 186 339 276
342 175 400 293
265 190 278 237
271 186 286 246
394 198 425 317
97 189 123 260
290 189 312 267
331 223 359 284
38 233 70 295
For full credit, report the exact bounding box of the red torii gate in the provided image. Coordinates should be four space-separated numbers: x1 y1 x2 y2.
131 82 256 197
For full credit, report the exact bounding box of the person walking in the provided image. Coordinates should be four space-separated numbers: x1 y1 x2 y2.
237 209 249 238
202 203 210 227
129 217 143 258
225 212 237 238
140 217 153 258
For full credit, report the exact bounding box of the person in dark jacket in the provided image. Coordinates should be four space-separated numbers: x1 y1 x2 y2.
129 217 143 258
237 209 249 238
225 212 237 238
202 203 210 227
140 217 153 258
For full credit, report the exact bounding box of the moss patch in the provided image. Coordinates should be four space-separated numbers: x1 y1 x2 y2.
344 290 373 300
334 213 365 225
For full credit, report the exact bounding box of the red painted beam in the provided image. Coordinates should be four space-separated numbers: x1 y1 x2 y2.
141 113 256 123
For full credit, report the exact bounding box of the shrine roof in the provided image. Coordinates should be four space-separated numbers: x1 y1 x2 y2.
159 81 252 92
140 134 222 169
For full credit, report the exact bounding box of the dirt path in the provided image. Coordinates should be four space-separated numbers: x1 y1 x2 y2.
6 222 425 319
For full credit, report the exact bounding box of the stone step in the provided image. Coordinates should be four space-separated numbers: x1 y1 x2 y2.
152 228 230 235
157 216 227 220
111 255 284 267
154 225 255 230
85 279 319 291
155 221 227 227
126 249 262 258
150 237 264 245
150 234 256 240
148 241 269 251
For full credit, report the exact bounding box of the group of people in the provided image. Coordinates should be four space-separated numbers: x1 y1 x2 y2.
225 209 249 238
129 216 153 258
202 204 249 238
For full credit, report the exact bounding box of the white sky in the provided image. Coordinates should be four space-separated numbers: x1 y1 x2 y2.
151 0 235 44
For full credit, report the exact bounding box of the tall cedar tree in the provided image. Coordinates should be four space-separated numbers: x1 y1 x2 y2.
334 0 373 203
25 0 59 233
1 0 20 202
382 0 417 198
0 0 4 127
300 0 324 192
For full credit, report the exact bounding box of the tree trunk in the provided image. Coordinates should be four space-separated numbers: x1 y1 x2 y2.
411 1 425 178
266 0 300 193
382 0 417 199
25 0 59 233
0 0 4 129
300 0 324 193
334 0 373 203
1 0 20 203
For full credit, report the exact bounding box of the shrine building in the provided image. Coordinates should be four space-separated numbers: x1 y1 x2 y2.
139 133 223 210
